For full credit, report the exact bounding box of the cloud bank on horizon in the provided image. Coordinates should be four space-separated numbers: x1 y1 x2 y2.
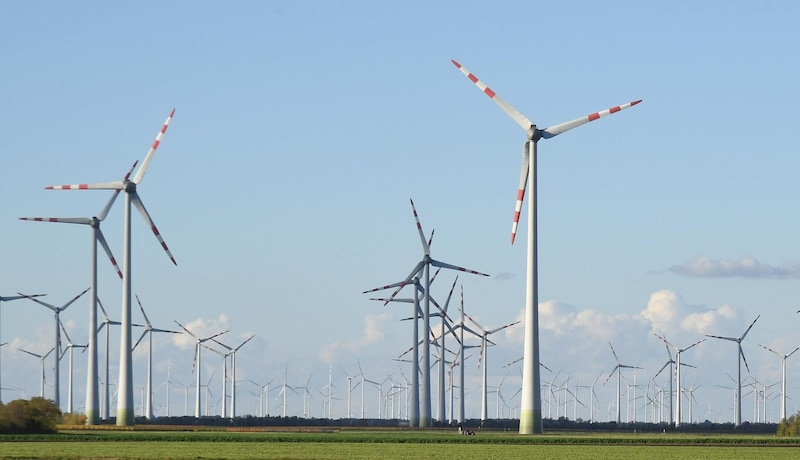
670 256 800 280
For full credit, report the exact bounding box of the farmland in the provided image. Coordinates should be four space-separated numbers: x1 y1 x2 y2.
2 428 800 459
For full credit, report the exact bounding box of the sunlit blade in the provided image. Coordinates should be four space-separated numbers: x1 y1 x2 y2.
133 109 175 185
427 229 435 249
451 60 532 131
463 311 485 334
430 258 490 277
362 280 405 294
740 315 760 341
46 181 124 191
428 267 442 286
98 191 122 222
19 217 91 225
96 229 123 279
541 100 642 139
409 199 430 256
441 276 458 314
511 142 530 245
173 320 199 340
130 192 177 266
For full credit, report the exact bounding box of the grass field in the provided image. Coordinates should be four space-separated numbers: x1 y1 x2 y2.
1 429 799 459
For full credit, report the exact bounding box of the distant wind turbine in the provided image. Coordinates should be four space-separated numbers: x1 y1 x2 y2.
654 333 704 427
60 320 88 414
452 60 641 434
174 320 227 419
19 346 55 397
19 288 90 409
706 315 760 427
605 342 642 424
0 293 46 403
211 334 255 419
132 295 179 420
758 343 800 421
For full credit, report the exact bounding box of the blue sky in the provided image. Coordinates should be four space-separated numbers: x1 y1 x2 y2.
1 1 800 422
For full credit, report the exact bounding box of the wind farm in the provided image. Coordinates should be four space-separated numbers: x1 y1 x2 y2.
4 3 800 445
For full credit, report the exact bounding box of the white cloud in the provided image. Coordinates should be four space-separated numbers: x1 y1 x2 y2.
670 256 800 279
319 313 392 364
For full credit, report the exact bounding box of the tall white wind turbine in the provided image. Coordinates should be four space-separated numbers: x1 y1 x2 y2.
452 60 641 434
60 320 88 414
46 110 178 426
0 293 45 403
21 163 135 424
759 343 800 421
654 334 704 428
19 288 90 409
174 320 227 419
132 295 179 420
377 199 489 427
212 334 255 419
706 315 759 427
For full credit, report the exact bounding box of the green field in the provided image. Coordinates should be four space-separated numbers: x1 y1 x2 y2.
1 430 799 459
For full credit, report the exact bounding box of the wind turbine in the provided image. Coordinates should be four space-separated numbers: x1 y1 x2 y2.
759 343 800 421
132 295 179 420
452 60 641 434
96 297 120 420
654 334 704 428
463 311 519 422
20 164 134 423
19 346 55 397
19 288 90 409
375 199 489 427
46 110 178 426
60 320 88 414
212 334 255 419
605 342 642 424
706 315 759 427
174 320 227 419
0 293 45 403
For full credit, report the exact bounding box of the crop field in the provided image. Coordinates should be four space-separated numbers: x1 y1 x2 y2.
1 429 800 459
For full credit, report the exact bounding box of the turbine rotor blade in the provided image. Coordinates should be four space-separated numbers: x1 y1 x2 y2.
132 330 148 351
19 217 91 225
541 100 642 139
430 258 489 277
740 315 760 341
451 60 533 131
46 180 124 191
511 142 530 245
130 192 177 266
133 109 176 185
409 199 430 256
96 229 123 279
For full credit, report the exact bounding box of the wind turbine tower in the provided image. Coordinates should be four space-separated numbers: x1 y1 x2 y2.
452 60 641 434
759 343 800 421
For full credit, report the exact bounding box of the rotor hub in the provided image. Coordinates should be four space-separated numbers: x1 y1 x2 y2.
527 125 541 142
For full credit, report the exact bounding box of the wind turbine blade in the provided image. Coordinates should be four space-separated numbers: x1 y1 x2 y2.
98 161 139 221
653 361 670 379
451 60 532 131
409 199 430 256
62 287 92 311
441 276 458 314
19 348 41 358
381 260 425 306
130 192 177 266
609 342 620 364
173 320 199 340
96 229 123 279
788 345 800 358
427 229 435 249
511 143 530 245
362 280 406 294
740 346 751 374
132 109 176 185
759 344 780 356
135 295 152 327
706 334 737 342
46 180 125 191
683 338 706 352
740 315 760 341
17 292 57 311
132 330 148 351
235 334 255 351
19 217 91 225
541 100 642 139
488 320 520 335
430 258 490 277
